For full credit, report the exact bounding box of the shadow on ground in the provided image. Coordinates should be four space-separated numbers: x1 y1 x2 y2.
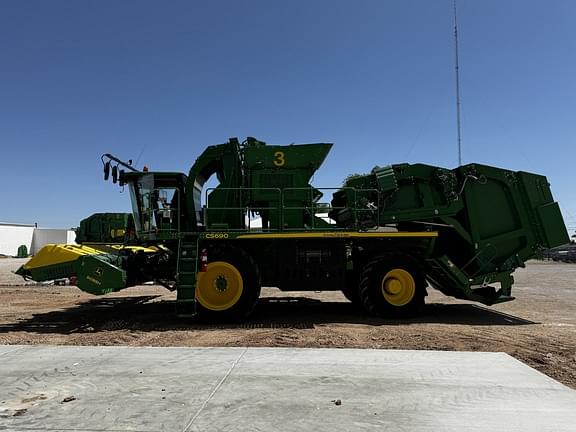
0 294 537 335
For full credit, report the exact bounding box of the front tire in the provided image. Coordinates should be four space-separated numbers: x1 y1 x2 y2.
358 256 426 318
342 269 362 307
196 246 260 321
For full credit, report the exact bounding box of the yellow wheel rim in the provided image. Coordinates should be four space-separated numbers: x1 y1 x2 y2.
196 261 243 311
381 268 415 307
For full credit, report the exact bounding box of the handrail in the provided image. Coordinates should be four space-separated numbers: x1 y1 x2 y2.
203 186 382 232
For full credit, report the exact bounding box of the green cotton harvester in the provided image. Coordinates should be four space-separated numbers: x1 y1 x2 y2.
17 137 569 320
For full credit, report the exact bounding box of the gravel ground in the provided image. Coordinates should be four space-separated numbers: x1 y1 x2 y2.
0 258 35 285
0 258 575 388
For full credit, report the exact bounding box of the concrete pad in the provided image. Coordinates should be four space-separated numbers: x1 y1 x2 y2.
0 346 574 432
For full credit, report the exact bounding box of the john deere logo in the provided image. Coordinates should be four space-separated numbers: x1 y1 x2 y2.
86 276 101 286
94 267 103 276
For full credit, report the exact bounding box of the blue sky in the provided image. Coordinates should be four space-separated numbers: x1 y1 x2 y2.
1 0 575 232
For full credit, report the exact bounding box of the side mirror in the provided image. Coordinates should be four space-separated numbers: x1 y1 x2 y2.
104 161 110 180
112 166 118 183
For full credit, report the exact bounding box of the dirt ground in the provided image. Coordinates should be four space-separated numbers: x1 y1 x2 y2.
0 259 574 389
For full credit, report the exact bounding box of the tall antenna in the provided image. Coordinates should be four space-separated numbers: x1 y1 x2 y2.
453 0 463 166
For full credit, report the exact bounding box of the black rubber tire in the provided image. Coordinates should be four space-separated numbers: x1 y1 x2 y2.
341 270 362 307
196 246 261 322
358 255 426 318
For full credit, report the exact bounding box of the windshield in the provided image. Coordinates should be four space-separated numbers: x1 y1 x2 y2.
128 174 180 235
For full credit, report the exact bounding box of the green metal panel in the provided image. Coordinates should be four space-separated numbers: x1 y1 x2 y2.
16 260 76 282
243 143 332 171
244 142 332 230
373 166 397 193
537 202 570 248
76 254 127 295
75 213 132 243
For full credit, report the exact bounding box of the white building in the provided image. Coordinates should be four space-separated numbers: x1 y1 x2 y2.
0 223 76 256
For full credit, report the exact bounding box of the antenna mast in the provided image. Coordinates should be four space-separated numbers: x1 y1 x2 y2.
453 0 463 166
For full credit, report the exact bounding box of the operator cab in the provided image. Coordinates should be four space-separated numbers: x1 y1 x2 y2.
123 171 187 240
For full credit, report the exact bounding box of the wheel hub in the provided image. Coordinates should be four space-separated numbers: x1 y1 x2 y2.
381 268 416 307
385 278 402 295
214 275 228 292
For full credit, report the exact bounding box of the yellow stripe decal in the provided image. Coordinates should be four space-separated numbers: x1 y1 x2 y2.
23 243 158 270
236 231 438 240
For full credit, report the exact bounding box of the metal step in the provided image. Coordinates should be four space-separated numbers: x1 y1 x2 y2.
175 237 199 317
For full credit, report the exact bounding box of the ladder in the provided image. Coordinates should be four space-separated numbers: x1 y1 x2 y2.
175 235 199 317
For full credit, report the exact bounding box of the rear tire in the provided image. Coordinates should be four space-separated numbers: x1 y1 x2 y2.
358 255 426 318
196 246 260 321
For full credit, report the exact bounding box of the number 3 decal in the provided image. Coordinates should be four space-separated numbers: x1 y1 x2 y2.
273 151 285 167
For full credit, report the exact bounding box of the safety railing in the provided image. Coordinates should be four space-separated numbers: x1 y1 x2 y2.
281 187 380 231
203 187 381 232
204 188 282 231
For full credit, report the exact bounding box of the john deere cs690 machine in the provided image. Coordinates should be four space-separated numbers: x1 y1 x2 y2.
18 137 569 320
